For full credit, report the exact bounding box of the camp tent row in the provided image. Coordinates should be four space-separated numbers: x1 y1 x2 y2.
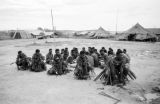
7 30 54 39
0 24 159 41
74 27 113 39
117 23 158 42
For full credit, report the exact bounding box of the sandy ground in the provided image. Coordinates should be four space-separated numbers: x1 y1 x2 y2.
0 38 160 104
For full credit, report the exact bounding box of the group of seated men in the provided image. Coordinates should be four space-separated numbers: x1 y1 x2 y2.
16 46 132 84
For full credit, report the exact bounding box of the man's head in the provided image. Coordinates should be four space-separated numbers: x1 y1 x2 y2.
108 50 113 55
102 47 105 49
49 49 52 53
36 49 40 53
18 51 22 55
123 49 127 54
55 49 60 54
85 52 89 55
82 47 85 51
109 47 113 51
80 51 85 58
100 49 104 55
65 47 68 51
88 47 91 51
61 49 64 54
94 49 97 53
116 49 122 56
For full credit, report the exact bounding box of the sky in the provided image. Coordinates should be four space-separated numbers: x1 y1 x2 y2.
0 0 160 31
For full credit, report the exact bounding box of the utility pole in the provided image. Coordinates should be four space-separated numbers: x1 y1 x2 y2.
51 9 54 36
115 9 119 35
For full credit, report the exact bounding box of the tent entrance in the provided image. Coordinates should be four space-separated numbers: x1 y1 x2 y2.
128 34 136 41
14 32 22 39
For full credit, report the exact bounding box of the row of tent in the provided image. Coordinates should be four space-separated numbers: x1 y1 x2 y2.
0 23 160 42
74 27 114 39
0 30 55 40
74 23 159 42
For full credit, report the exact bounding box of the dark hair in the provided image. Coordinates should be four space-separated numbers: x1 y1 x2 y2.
109 47 113 51
36 49 40 53
80 51 85 55
85 52 89 55
104 49 107 53
116 49 122 55
123 49 126 53
18 51 22 54
102 47 105 49
49 49 52 51
108 51 113 55
55 49 59 52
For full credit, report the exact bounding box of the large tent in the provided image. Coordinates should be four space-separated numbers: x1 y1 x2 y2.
91 27 111 39
118 23 157 41
9 30 32 39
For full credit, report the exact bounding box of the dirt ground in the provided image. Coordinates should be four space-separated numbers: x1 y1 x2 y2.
0 38 160 104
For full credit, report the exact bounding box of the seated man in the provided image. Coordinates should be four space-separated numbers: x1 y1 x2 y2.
61 49 65 55
108 47 115 56
63 48 69 61
82 47 86 53
16 51 30 70
31 49 46 72
52 49 64 75
46 49 54 65
91 49 99 67
74 47 79 59
48 49 69 75
74 51 92 79
99 49 110 68
122 49 130 64
113 49 128 85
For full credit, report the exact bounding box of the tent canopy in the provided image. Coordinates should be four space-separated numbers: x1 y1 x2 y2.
92 27 111 38
118 23 157 41
9 30 32 39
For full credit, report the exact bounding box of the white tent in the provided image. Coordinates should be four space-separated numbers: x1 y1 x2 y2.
92 27 111 38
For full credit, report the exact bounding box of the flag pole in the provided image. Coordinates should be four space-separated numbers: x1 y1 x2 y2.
51 9 54 39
